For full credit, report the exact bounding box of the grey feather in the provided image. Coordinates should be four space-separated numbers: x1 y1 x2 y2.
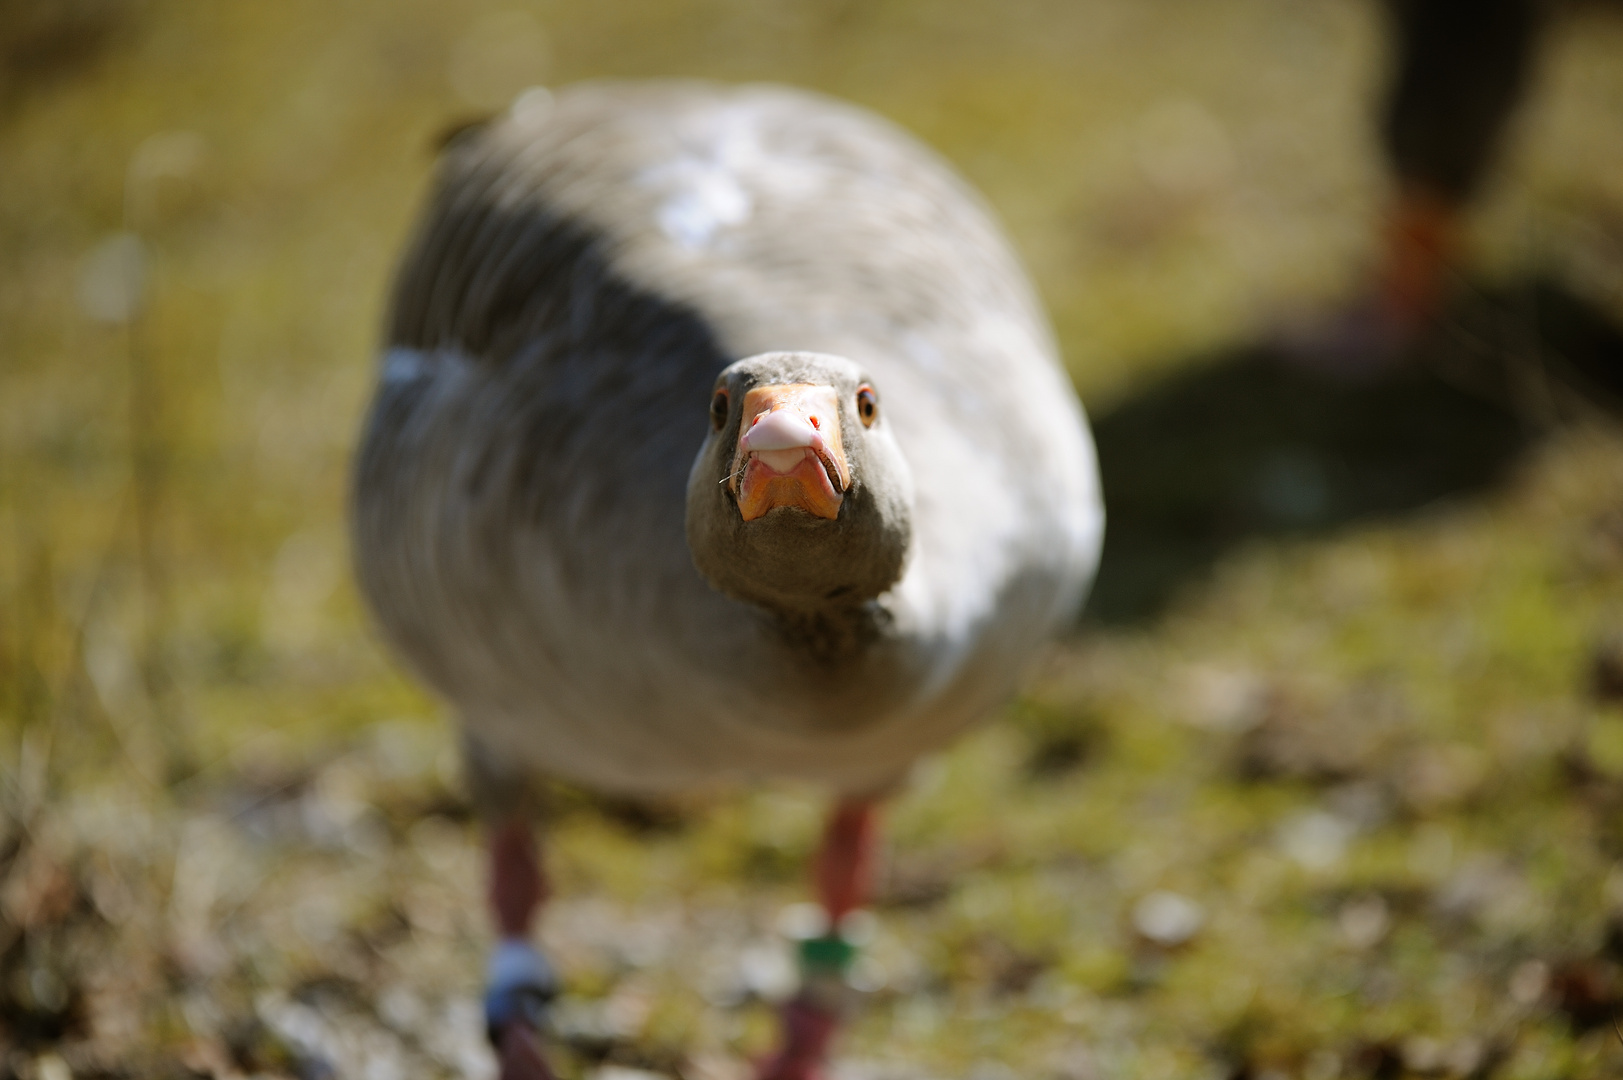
352 80 1104 799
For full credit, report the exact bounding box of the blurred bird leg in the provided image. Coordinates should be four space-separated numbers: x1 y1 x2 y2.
485 816 558 1080
760 1000 840 1080
497 1023 555 1080
758 797 882 1080
1376 184 1462 341
816 798 879 923
1276 183 1465 375
490 815 547 937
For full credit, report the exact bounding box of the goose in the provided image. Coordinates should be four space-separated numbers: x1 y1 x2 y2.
352 80 1103 1080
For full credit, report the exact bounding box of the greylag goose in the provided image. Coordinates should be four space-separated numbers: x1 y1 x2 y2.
352 80 1103 1080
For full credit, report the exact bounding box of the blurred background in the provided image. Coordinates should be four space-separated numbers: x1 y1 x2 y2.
3 0 1623 1077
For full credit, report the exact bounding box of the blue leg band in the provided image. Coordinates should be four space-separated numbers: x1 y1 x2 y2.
484 939 557 1043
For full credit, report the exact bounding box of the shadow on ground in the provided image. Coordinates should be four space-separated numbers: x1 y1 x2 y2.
1083 276 1623 625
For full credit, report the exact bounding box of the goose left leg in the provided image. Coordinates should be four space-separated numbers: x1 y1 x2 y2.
757 796 882 1080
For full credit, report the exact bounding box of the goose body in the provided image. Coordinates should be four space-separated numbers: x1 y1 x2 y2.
353 80 1103 801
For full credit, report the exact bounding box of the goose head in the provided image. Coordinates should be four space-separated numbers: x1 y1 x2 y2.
686 351 913 614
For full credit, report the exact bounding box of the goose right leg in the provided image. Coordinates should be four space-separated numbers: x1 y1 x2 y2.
487 815 556 1080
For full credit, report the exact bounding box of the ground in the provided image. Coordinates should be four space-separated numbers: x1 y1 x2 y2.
3 0 1623 1077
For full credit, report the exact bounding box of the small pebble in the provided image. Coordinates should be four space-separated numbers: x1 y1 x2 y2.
777 901 829 940
1278 810 1354 871
1509 959 1549 1005
1132 890 1205 946
1337 894 1390 950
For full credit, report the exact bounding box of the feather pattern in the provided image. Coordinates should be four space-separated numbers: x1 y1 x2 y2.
353 81 1104 797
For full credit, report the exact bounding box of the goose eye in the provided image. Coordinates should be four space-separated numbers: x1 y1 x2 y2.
856 385 878 427
709 389 730 432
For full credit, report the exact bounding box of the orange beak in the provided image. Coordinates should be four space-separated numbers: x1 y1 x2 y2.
729 384 851 521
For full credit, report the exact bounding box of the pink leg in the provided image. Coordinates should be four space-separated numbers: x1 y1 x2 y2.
816 800 880 924
1274 182 1464 376
490 815 547 938
1375 184 1461 339
487 816 556 1080
496 1023 554 1080
758 797 882 1080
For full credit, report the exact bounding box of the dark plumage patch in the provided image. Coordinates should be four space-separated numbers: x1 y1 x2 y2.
375 151 733 523
432 113 496 153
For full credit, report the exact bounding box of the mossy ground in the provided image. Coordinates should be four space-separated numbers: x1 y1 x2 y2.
3 0 1623 1077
